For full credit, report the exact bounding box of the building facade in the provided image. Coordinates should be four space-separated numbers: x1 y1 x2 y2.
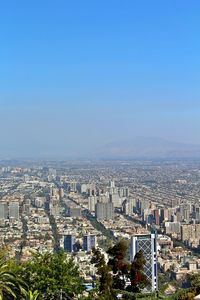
130 233 158 292
64 234 76 252
0 202 8 219
9 202 19 220
83 234 96 251
95 201 114 220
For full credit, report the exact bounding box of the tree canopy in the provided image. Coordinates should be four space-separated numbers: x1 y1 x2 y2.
0 252 27 300
91 240 149 298
17 250 84 299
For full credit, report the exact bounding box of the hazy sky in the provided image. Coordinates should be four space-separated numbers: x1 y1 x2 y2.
0 1 200 158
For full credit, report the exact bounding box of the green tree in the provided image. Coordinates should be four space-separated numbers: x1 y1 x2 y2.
107 240 130 290
0 254 26 300
189 272 200 294
98 237 113 251
91 248 114 299
177 289 196 300
92 242 149 297
19 250 84 299
128 250 149 293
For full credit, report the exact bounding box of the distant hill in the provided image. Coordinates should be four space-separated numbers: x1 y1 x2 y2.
95 137 200 159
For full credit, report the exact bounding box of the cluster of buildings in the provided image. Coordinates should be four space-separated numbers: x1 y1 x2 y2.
0 201 19 221
133 197 200 249
1 159 200 294
64 234 96 252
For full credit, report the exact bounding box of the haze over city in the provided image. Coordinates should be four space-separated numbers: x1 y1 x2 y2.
2 2 200 299
0 0 200 158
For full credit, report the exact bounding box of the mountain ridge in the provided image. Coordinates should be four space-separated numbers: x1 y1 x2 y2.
94 137 200 159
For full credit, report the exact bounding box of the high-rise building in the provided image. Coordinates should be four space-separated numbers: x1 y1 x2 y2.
95 201 114 220
130 233 158 292
160 208 169 223
110 193 121 207
165 221 181 235
110 180 115 188
59 188 64 199
88 196 98 212
181 224 200 244
64 235 76 252
179 203 191 222
81 184 88 194
95 202 106 220
125 187 129 197
109 180 116 195
153 209 160 226
122 199 133 215
70 182 77 192
0 202 8 219
118 188 124 198
106 201 114 220
194 205 200 220
9 202 19 220
139 200 150 215
83 234 97 252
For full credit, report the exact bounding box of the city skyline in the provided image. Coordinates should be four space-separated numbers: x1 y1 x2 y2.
1 158 200 298
1 1 200 158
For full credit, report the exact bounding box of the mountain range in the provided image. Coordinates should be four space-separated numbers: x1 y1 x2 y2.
95 137 200 159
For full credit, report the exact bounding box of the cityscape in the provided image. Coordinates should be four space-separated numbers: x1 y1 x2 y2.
1 159 200 298
1 0 200 299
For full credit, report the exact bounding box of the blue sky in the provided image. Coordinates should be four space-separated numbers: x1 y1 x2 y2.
0 1 200 157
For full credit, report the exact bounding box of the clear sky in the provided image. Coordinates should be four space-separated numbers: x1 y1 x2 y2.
0 0 200 158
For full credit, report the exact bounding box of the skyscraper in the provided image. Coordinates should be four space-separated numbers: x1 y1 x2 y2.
153 209 160 226
95 201 114 220
130 232 158 292
83 234 97 252
0 202 8 220
88 196 98 212
110 180 115 188
64 235 76 252
95 202 105 220
106 201 114 220
9 202 19 220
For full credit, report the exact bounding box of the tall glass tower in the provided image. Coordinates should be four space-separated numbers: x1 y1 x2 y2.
130 232 158 292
